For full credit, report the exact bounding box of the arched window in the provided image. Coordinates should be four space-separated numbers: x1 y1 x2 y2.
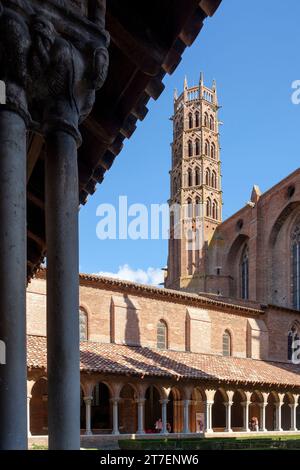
241 245 249 300
210 115 215 131
288 324 300 360
211 142 216 159
79 308 88 341
211 170 217 188
204 112 209 127
157 320 168 349
291 223 300 309
206 197 212 217
195 138 200 155
212 200 218 220
205 168 211 186
195 167 201 186
188 140 193 157
195 197 201 217
195 111 200 127
222 330 232 356
186 198 193 218
188 169 193 187
173 177 177 195
188 113 193 129
205 140 210 156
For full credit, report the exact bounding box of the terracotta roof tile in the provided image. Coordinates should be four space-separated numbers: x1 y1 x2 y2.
27 335 300 388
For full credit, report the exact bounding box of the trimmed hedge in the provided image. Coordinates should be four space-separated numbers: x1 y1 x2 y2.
119 437 300 451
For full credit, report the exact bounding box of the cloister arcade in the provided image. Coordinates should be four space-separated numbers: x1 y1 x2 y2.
28 376 300 438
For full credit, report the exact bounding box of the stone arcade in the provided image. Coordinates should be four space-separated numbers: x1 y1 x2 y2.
0 0 223 450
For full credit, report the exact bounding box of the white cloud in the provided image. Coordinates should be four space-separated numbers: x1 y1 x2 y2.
95 264 164 287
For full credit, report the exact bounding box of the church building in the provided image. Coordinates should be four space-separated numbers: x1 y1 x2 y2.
26 77 300 447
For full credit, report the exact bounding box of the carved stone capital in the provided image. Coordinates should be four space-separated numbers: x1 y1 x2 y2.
0 0 109 138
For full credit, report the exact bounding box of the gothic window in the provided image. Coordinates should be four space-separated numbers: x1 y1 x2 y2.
222 330 232 356
157 320 168 349
212 200 218 220
204 112 209 127
205 168 211 186
186 198 193 218
288 324 300 360
241 245 249 300
173 177 177 195
195 197 201 217
188 113 193 129
205 140 210 156
188 169 193 187
195 168 201 186
211 142 216 159
195 111 200 127
211 170 217 188
195 138 200 155
291 223 300 309
79 308 87 341
206 197 212 217
210 115 215 131
188 140 193 157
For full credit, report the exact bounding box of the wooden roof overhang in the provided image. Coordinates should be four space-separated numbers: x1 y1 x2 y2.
26 0 222 280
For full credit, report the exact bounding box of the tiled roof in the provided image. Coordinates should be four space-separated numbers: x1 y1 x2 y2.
35 269 265 315
27 336 300 388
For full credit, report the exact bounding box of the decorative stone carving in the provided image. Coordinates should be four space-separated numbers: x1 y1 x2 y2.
0 0 109 140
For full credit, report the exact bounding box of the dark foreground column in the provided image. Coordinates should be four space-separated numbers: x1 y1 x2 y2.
0 110 27 449
45 131 80 450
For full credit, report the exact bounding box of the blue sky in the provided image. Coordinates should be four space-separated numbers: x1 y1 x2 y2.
79 0 300 284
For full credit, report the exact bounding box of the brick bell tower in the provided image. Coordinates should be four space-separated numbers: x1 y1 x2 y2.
165 74 222 293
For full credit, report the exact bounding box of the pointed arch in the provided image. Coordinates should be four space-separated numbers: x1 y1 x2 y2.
186 198 193 218
195 111 200 127
288 322 300 361
222 330 232 356
212 200 218 220
195 197 201 217
210 115 215 131
79 307 88 341
291 220 300 309
205 167 211 186
188 113 193 129
195 167 201 186
188 169 193 187
188 140 193 157
205 140 210 156
240 245 249 300
204 112 209 127
211 142 216 159
195 138 200 155
211 170 217 188
157 320 168 349
206 197 212 217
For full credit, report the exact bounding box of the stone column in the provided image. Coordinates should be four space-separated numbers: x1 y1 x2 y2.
84 396 93 436
289 403 298 432
46 130 80 450
183 400 190 434
242 401 251 432
275 401 283 432
204 401 213 433
0 109 28 450
136 398 146 435
27 394 32 438
259 403 267 432
160 399 169 434
224 401 233 433
111 398 120 435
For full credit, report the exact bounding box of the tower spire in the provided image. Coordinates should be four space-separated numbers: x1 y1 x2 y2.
184 75 188 89
212 79 218 105
174 88 178 101
200 71 204 86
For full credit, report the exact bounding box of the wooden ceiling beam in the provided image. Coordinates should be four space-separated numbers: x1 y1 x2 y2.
106 11 166 76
